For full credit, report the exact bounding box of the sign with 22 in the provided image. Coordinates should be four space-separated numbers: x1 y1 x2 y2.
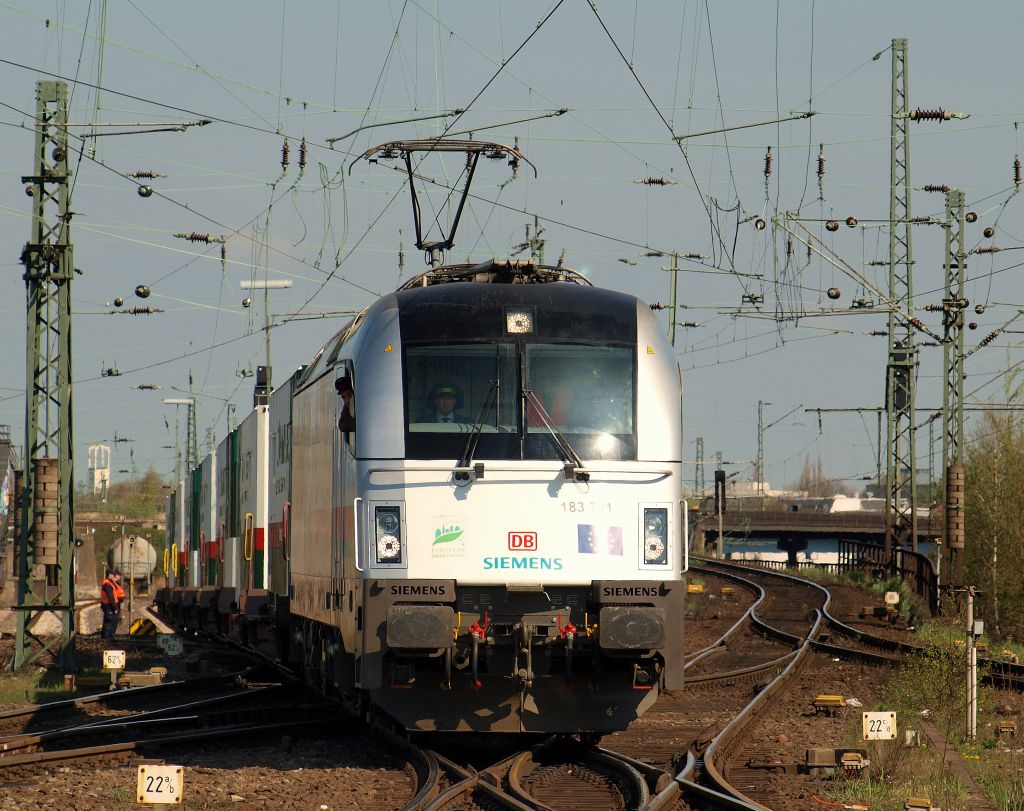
137 764 183 804
862 711 897 740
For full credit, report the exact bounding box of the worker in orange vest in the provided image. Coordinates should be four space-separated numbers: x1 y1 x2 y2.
100 569 125 639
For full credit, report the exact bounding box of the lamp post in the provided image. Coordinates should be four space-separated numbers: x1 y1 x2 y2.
240 278 292 392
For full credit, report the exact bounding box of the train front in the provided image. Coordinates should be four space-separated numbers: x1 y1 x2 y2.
351 267 685 733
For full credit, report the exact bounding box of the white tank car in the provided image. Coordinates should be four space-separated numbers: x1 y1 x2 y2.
287 260 687 733
109 535 157 582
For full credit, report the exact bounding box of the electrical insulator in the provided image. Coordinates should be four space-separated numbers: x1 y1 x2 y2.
763 146 773 178
221 244 227 266
129 171 165 178
910 108 949 121
299 138 307 170
966 211 978 223
754 218 766 231
786 235 793 257
683 252 706 260
618 258 637 266
827 287 841 300
974 304 985 315
923 304 943 312
638 176 672 186
644 250 664 257
174 231 214 243
137 185 153 198
817 144 825 177
825 220 839 232
923 184 949 193
845 216 858 227
909 317 926 330
281 138 290 170
983 227 995 238
976 246 1000 254
1015 156 1021 189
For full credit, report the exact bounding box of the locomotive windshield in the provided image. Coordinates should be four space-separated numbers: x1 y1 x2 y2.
404 341 636 461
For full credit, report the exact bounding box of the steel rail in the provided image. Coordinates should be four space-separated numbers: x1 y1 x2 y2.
684 650 799 685
422 750 536 811
0 716 338 770
0 667 259 731
0 684 282 752
685 567 766 667
506 750 556 811
689 559 832 809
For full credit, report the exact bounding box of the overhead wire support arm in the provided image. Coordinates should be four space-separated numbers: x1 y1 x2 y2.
673 111 815 141
326 109 465 146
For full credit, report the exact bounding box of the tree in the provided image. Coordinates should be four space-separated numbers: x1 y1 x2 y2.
77 467 168 519
791 453 844 497
963 411 1024 639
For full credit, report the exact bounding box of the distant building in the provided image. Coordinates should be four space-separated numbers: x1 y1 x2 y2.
87 444 111 498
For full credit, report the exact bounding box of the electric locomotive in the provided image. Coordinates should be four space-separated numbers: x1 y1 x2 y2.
287 257 687 732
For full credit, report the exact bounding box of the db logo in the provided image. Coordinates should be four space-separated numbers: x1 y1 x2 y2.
508 531 538 551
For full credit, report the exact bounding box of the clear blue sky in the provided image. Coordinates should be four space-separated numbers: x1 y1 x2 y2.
1 1 1022 493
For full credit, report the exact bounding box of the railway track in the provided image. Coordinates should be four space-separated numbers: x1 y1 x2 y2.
22 562 1011 810
0 667 353 782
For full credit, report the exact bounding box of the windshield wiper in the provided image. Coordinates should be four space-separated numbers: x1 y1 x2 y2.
455 379 498 481
522 388 589 482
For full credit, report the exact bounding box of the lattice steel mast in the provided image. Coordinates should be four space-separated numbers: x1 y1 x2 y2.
13 81 77 672
942 189 967 586
885 38 918 559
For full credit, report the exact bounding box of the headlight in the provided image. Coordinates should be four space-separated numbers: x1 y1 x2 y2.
642 507 668 565
375 506 402 563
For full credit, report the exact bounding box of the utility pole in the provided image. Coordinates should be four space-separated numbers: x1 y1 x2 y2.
950 585 981 741
164 399 195 483
941 189 967 586
714 468 726 559
885 37 918 560
667 252 679 346
694 436 705 496
13 81 77 672
756 400 764 497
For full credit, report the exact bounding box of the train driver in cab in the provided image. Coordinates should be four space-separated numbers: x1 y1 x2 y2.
336 376 355 433
423 384 465 423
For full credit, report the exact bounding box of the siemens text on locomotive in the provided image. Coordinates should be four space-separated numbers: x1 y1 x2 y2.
157 258 687 733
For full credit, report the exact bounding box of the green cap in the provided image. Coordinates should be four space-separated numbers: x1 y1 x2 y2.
436 386 457 396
